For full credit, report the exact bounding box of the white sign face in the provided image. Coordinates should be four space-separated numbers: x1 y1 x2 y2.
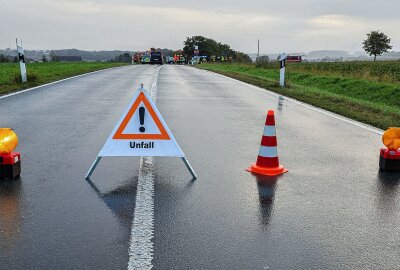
98 89 185 157
17 45 27 82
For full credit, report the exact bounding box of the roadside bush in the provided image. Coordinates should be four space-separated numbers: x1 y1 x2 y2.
255 60 278 69
11 72 39 84
255 55 269 66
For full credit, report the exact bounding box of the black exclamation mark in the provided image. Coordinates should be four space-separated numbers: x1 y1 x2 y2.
139 107 145 133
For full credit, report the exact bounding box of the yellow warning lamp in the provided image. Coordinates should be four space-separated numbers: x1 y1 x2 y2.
382 127 400 150
0 128 19 154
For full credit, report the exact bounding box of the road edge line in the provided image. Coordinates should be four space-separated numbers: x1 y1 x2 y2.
197 67 384 135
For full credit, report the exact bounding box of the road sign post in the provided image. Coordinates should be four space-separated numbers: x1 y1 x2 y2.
16 39 27 83
278 53 286 87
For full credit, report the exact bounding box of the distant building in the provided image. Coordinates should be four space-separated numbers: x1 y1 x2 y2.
286 55 302 62
57 56 82 62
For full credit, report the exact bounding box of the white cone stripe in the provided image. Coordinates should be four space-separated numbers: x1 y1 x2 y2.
263 126 276 137
258 146 278 158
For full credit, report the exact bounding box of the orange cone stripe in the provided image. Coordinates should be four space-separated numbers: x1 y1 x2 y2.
261 136 277 147
265 111 275 126
256 156 280 168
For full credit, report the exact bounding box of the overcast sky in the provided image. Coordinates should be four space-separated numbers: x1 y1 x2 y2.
1 0 399 53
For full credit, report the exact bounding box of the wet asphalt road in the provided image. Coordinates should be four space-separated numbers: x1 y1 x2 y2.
0 65 156 269
1 64 400 269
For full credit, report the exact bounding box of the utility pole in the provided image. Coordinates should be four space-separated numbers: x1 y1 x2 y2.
257 39 260 60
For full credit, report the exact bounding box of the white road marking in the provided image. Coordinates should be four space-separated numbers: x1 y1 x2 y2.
127 66 161 270
199 68 384 135
0 65 128 100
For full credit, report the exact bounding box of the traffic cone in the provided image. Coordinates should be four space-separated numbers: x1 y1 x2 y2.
246 110 288 176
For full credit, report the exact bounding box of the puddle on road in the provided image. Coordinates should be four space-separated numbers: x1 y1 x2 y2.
376 171 400 216
0 179 22 252
252 174 281 228
86 177 138 230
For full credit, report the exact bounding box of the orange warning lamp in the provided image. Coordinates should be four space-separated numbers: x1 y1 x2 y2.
0 128 21 180
382 127 400 150
0 128 18 154
380 127 400 171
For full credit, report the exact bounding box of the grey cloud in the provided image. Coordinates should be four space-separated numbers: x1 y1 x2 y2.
0 0 398 52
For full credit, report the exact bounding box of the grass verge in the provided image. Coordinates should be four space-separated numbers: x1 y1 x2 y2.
0 62 129 95
198 63 400 130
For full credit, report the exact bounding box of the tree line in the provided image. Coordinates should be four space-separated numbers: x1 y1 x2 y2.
1 31 393 64
182 36 252 63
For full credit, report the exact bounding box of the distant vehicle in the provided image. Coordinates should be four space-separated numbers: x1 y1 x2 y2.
150 51 164 65
173 54 186 64
141 53 151 64
166 56 174 64
133 52 143 63
286 55 302 62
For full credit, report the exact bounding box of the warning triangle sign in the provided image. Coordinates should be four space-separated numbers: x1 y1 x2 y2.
98 88 185 157
113 91 170 140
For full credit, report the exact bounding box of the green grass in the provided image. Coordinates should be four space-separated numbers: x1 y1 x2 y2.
198 63 400 130
0 62 128 95
256 61 400 83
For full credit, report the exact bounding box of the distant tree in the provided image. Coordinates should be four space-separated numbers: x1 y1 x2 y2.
50 52 60 62
114 53 131 63
234 51 252 63
13 56 18 63
256 55 269 63
156 48 175 57
363 30 392 61
0 54 9 63
255 55 270 67
42 55 48 62
172 49 184 56
183 35 247 62
183 36 220 59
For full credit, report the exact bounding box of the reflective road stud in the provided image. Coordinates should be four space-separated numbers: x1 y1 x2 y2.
246 110 288 176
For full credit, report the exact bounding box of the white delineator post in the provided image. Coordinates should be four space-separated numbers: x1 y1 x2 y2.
16 39 27 83
278 53 286 87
